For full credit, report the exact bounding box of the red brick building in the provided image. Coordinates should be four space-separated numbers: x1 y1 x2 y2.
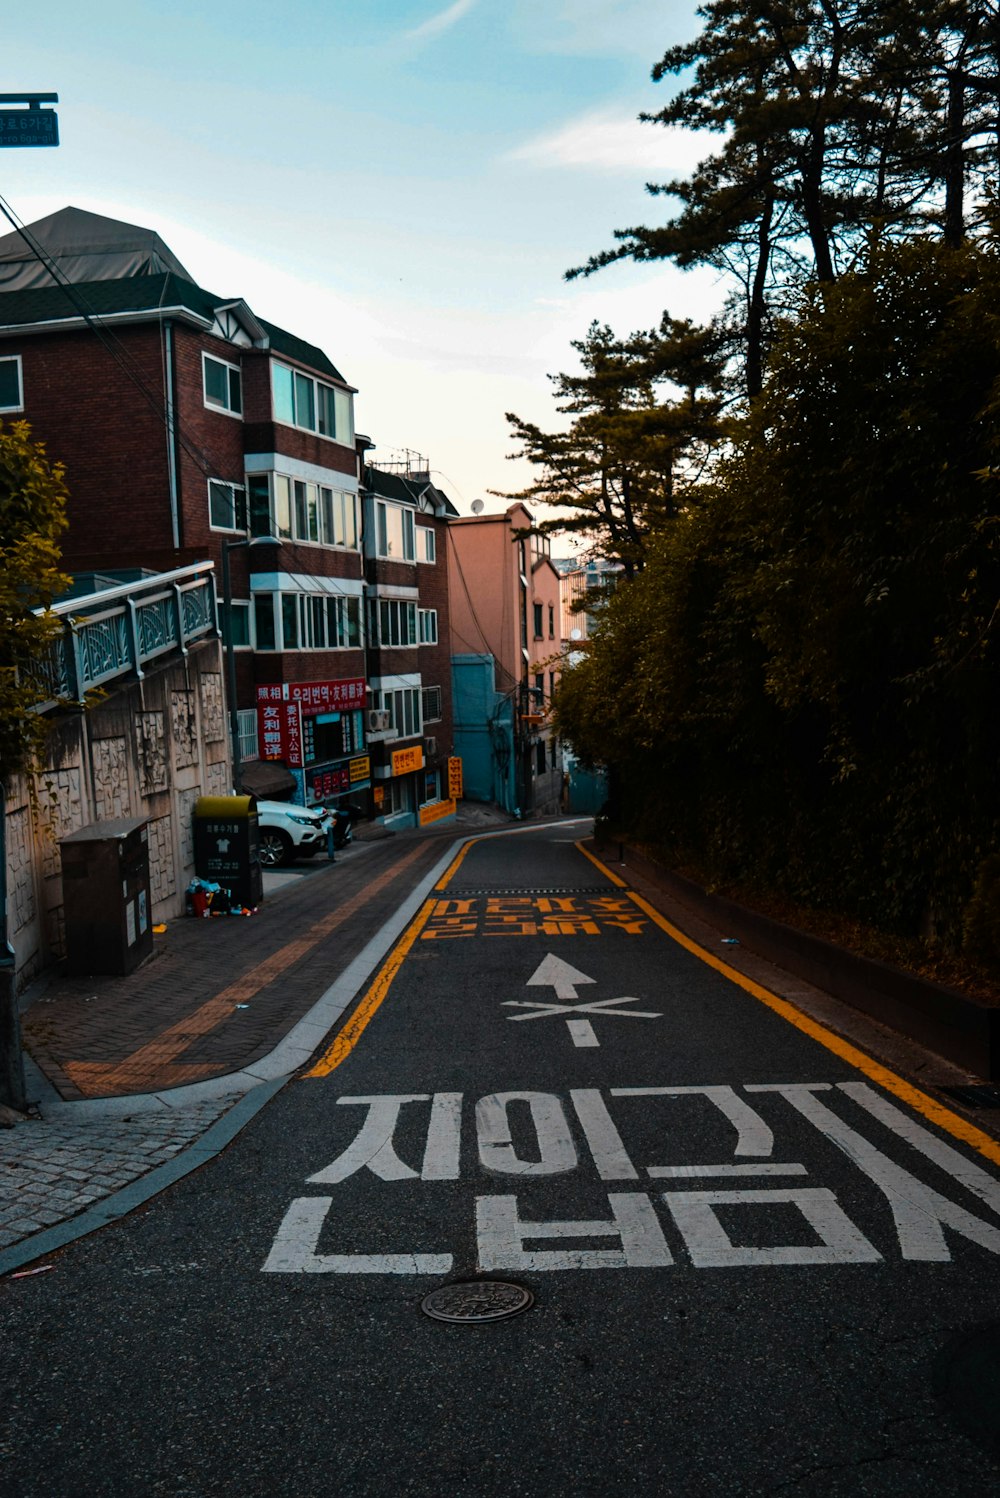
0 208 456 827
362 463 458 826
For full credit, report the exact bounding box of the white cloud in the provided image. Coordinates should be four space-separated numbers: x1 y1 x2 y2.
506 107 721 178
405 0 476 42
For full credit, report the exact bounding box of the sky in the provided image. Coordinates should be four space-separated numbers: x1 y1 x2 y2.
2 1 723 524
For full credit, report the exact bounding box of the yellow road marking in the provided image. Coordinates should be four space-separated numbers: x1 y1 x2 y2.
581 846 1000 1169
435 838 475 890
576 839 628 888
305 898 437 1076
63 841 431 1096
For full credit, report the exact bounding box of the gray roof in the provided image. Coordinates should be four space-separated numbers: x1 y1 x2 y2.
0 206 194 290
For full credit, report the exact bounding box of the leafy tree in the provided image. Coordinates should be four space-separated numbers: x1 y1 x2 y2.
0 421 71 779
557 238 1000 946
500 319 724 575
571 2 1000 394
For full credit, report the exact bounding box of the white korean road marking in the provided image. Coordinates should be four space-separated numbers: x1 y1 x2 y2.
477 1193 673 1271
748 1083 1000 1261
263 1084 1000 1273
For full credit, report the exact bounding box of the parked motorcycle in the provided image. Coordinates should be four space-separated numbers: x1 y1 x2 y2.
329 802 361 849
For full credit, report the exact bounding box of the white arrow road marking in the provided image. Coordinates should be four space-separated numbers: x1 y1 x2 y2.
526 953 596 1001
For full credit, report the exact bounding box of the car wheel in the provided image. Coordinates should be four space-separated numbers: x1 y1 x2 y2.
259 828 293 869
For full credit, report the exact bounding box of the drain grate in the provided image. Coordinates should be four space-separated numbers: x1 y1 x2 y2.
420 1280 534 1324
938 1085 1000 1109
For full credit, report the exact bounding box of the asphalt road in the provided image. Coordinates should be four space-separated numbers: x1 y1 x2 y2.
3 824 1000 1497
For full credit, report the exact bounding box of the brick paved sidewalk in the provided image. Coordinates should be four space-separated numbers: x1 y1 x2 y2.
0 827 461 1272
20 833 443 1101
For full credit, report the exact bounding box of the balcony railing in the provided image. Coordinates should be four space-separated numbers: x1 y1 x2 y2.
35 562 218 707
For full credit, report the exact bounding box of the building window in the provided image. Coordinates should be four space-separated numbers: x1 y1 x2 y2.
536 740 547 775
256 473 358 549
376 501 416 560
255 589 362 651
421 685 442 722
0 355 23 412
548 603 555 638
423 769 440 803
416 526 436 564
533 602 544 638
254 594 276 650
230 600 252 647
203 353 242 416
371 686 422 738
371 598 417 646
271 361 354 445
418 608 438 645
549 670 557 702
208 480 247 532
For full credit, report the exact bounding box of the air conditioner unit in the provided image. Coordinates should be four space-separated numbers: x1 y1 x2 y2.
366 709 391 733
424 736 437 758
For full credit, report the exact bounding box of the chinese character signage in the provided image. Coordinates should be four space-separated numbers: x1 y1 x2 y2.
391 745 425 777
447 756 463 800
256 700 304 767
256 679 366 719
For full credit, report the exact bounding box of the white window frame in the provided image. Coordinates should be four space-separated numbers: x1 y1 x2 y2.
208 479 246 533
271 360 354 447
416 526 436 564
0 354 23 413
264 472 359 550
376 501 416 561
202 352 243 418
418 608 438 645
374 598 418 647
371 685 422 739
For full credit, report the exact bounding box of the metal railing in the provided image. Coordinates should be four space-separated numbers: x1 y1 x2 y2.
35 562 218 708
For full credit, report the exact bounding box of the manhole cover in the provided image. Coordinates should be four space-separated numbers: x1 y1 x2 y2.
420 1280 534 1324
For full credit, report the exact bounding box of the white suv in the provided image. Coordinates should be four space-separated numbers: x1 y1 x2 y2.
255 799 330 868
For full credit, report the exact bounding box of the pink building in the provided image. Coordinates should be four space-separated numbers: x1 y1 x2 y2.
447 502 564 814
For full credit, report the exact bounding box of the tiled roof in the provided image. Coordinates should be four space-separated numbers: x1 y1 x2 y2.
0 272 348 384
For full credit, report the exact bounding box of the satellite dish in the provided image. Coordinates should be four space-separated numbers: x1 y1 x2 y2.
570 628 582 640
471 498 485 515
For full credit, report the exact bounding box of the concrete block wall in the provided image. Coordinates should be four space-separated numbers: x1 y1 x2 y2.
5 638 230 991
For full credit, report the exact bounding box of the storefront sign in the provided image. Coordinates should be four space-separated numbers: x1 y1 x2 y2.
391 745 425 776
349 756 371 784
309 765 351 799
447 756 463 800
256 678 366 718
257 701 304 767
419 798 456 826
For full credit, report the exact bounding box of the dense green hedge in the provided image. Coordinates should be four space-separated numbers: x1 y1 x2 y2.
556 241 1000 952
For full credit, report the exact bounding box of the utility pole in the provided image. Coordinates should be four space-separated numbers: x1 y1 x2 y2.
0 89 59 1108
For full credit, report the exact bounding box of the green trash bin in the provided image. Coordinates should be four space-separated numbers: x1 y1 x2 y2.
193 795 263 909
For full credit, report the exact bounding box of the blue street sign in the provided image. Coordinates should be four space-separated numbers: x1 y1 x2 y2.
0 111 59 147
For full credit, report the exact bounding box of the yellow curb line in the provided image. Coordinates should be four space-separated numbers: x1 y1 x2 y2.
580 843 1000 1169
304 898 437 1077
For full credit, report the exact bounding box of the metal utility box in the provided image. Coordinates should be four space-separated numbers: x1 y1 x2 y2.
193 795 263 909
59 818 154 976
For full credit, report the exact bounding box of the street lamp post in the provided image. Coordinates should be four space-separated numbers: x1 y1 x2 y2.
219 534 281 796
